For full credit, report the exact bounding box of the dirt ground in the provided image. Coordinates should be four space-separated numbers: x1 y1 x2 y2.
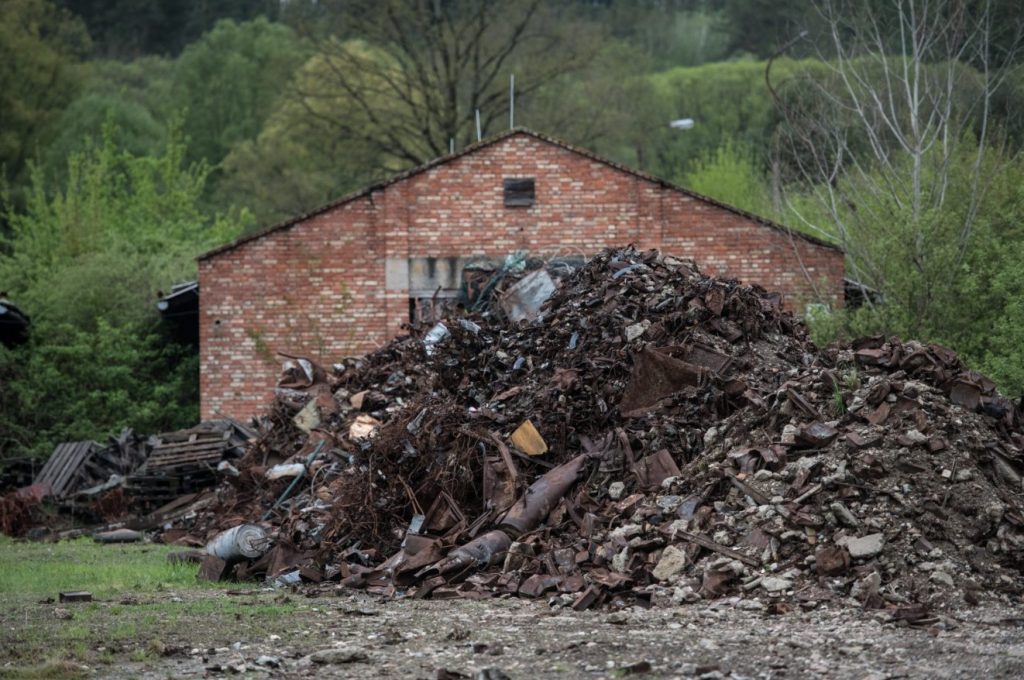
4 585 1024 679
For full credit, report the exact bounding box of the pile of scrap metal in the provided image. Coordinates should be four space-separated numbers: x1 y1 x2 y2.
0 431 141 536
34 428 148 503
0 420 255 536
170 247 1024 616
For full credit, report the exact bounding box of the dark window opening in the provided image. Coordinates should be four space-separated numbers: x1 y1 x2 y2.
409 293 460 324
504 178 535 207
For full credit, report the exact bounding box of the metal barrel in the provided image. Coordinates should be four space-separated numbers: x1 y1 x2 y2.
206 524 270 561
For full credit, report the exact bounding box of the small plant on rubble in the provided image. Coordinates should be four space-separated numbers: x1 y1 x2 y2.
842 367 860 392
830 381 847 416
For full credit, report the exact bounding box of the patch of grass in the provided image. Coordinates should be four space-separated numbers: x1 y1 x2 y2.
831 382 847 415
0 536 309 673
0 660 88 679
0 537 221 597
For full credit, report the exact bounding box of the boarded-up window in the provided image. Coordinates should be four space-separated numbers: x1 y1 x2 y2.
504 178 535 207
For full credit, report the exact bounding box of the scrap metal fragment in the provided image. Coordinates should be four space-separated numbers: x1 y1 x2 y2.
797 422 839 448
198 555 229 581
671 528 759 567
619 346 709 416
632 449 681 488
94 528 143 543
425 530 512 577
500 455 587 536
949 379 982 410
499 269 556 322
206 524 270 561
510 420 548 456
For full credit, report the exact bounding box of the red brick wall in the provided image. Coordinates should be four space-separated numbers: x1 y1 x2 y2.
199 133 843 419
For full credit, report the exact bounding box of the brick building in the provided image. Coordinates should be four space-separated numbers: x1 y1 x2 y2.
198 129 843 419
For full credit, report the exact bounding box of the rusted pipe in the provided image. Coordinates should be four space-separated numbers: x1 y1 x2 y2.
421 529 512 578
499 454 587 536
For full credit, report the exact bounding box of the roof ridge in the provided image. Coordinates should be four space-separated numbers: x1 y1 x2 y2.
199 128 841 261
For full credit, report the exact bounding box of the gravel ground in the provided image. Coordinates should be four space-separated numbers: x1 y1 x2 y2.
10 589 1019 679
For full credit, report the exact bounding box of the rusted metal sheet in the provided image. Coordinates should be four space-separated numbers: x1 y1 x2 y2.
620 346 710 417
499 269 556 322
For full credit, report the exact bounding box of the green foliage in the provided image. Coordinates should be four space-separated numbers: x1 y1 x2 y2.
171 18 309 169
720 0 816 58
805 146 1024 397
0 322 199 457
38 57 174 185
55 0 283 58
646 58 823 181
0 0 90 205
682 141 773 216
215 50 383 226
0 124 247 457
585 2 732 68
4 124 240 324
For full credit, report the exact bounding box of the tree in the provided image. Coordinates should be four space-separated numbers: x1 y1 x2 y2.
289 0 601 168
683 141 773 216
56 0 282 57
37 56 174 187
0 124 248 457
3 124 242 325
774 0 1022 333
172 18 309 169
721 0 817 58
0 0 90 207
215 52 384 226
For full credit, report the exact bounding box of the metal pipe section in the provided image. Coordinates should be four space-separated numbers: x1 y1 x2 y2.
206 524 271 561
424 529 512 577
499 454 586 536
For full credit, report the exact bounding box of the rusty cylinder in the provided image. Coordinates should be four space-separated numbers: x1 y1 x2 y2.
499 454 587 536
426 530 513 577
206 524 271 561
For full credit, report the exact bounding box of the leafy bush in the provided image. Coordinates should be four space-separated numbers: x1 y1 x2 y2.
0 123 246 459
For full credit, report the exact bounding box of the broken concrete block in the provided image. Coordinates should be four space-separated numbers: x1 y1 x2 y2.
652 545 688 581
846 533 885 559
760 576 793 592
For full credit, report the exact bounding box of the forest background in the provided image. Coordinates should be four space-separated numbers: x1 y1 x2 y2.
2 0 1023 458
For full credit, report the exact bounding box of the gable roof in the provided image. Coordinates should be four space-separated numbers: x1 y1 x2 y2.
199 128 841 261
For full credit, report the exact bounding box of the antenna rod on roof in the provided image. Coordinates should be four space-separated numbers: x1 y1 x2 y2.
509 74 515 128
475 109 482 141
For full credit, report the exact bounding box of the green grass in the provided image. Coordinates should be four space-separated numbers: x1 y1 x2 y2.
0 537 306 677
0 660 89 679
0 537 219 597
